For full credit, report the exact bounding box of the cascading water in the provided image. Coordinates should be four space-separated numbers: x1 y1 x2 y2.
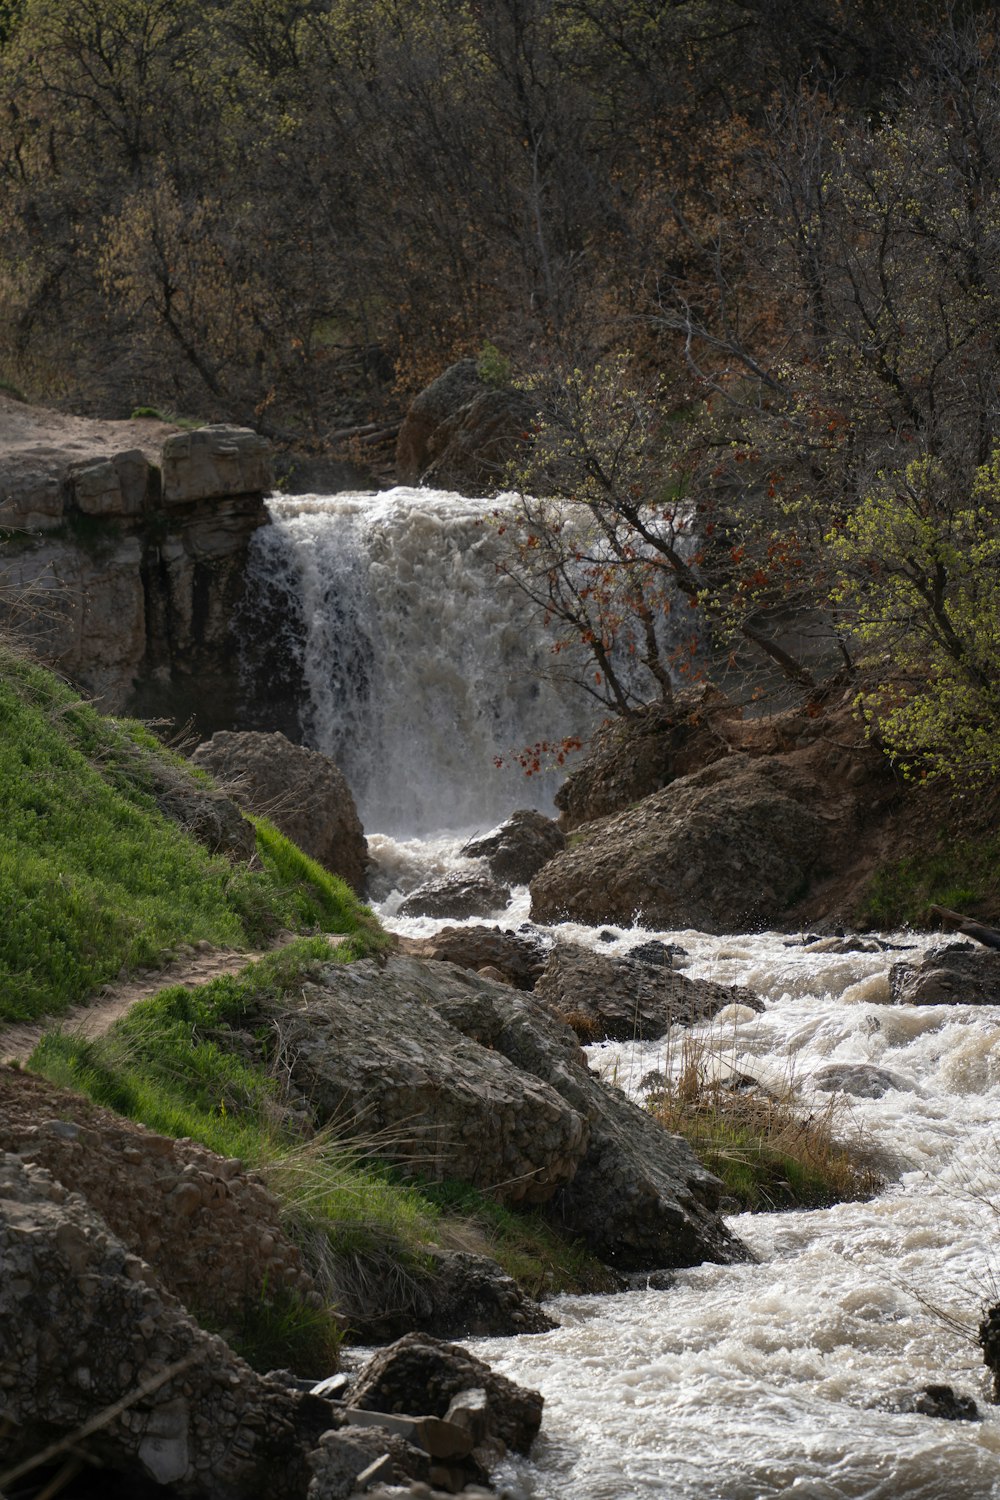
243 489 599 835
242 487 1000 1498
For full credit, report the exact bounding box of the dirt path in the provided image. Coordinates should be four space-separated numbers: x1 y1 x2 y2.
0 936 300 1065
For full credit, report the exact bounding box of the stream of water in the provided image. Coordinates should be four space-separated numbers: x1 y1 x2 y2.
245 492 1000 1500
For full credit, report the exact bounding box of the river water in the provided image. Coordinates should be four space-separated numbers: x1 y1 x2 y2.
246 492 1000 1500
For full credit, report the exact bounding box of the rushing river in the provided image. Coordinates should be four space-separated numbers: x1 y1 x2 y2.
246 492 1000 1500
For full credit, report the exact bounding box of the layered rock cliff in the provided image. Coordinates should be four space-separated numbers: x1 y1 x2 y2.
0 396 272 732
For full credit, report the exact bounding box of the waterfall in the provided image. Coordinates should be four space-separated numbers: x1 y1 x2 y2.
241 489 599 835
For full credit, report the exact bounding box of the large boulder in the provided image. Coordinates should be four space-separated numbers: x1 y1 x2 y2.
889 946 1000 1006
0 1152 339 1498
424 966 746 1269
395 925 547 990
395 360 535 494
191 730 368 894
262 957 590 1206
396 872 511 920
349 1332 543 1456
534 942 763 1042
554 692 732 830
341 1249 555 1345
462 809 565 884
0 1067 316 1334
531 753 828 933
227 956 744 1269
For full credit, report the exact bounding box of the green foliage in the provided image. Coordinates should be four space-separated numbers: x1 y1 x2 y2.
0 654 379 1021
476 340 511 389
830 453 1000 785
221 1281 342 1377
858 832 1000 930
29 944 608 1332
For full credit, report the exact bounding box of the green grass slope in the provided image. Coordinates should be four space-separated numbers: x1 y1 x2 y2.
0 650 383 1022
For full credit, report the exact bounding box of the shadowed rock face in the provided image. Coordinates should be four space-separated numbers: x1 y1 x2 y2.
530 754 828 934
395 360 535 495
461 809 565 885
0 1152 340 1499
890 946 1000 1006
0 402 273 732
247 955 746 1270
191 729 368 894
534 942 763 1042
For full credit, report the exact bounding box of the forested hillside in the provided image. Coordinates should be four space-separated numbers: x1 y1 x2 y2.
3 1 1000 780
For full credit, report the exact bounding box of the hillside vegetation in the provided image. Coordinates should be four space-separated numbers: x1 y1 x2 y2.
0 648 383 1022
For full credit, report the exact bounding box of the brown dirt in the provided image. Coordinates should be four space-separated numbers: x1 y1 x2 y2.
0 391 177 469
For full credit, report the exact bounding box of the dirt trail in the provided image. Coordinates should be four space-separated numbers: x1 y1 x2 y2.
0 936 301 1065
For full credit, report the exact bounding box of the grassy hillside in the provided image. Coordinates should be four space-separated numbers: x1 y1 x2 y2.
0 649 383 1022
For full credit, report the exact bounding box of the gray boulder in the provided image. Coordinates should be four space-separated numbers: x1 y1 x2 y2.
192 729 368 894
396 873 511 920
395 925 547 990
350 1332 543 1456
811 1063 910 1098
264 957 590 1206
531 753 828 933
426 967 747 1269
0 1153 338 1498
889 946 1000 1006
534 941 763 1042
239 956 744 1269
340 1249 555 1345
462 809 565 884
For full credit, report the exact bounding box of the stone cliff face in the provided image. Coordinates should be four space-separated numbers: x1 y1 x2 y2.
0 399 273 733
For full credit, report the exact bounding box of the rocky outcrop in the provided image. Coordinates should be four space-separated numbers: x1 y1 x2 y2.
191 730 368 894
396 873 511 920
531 754 829 933
0 397 273 730
462 809 565 884
0 1152 341 1498
554 692 732 830
534 942 763 1042
213 955 742 1269
263 959 590 1207
395 360 535 494
0 1067 315 1332
889 946 1000 1006
424 966 745 1269
350 1333 543 1457
395 926 547 990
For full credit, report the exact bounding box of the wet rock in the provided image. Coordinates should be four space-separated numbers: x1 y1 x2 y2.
396 874 511 920
350 1333 543 1456
307 1428 430 1500
909 1385 980 1421
531 754 828 934
889 947 1000 1006
394 926 547 990
192 729 368 893
462 810 565 884
811 1064 910 1098
534 942 763 1043
980 1302 1000 1401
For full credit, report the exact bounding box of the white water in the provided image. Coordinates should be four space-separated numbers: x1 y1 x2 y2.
246 490 597 834
395 891 1000 1500
246 489 1000 1498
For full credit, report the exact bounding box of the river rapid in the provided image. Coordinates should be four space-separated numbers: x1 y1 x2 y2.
247 491 1000 1500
